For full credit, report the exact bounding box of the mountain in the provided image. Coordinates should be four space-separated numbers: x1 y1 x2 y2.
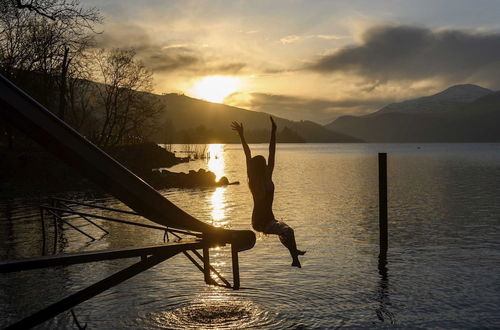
370 84 492 116
325 84 500 142
151 93 361 143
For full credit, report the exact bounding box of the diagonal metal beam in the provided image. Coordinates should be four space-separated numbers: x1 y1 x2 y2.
4 250 181 330
188 249 232 288
46 209 96 241
0 241 202 273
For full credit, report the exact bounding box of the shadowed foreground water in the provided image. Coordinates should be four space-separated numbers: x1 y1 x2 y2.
1 143 499 329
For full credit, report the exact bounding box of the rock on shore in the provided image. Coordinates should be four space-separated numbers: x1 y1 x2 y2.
147 168 237 189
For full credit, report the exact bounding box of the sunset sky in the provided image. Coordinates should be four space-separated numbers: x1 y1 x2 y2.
88 0 500 123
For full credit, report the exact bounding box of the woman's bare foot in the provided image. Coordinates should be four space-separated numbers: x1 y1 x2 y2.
297 250 306 256
291 257 302 268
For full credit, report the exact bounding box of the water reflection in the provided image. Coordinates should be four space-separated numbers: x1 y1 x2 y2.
207 144 225 181
209 188 226 226
207 144 227 227
375 253 395 324
2 144 500 329
144 289 281 329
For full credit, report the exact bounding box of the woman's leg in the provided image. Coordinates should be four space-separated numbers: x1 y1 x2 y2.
264 221 305 267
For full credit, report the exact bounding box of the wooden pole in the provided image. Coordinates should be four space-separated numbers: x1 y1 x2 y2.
231 245 240 290
378 153 388 256
203 247 211 284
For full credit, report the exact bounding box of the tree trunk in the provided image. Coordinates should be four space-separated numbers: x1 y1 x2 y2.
58 47 70 121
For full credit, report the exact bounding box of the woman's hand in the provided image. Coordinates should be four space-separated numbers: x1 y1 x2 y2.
270 116 277 131
231 121 244 135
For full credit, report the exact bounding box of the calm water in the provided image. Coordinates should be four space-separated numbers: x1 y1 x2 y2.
1 143 500 329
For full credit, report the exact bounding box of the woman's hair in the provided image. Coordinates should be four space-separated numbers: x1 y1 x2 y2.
248 155 267 194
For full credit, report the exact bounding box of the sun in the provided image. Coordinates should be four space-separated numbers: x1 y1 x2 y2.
189 76 241 103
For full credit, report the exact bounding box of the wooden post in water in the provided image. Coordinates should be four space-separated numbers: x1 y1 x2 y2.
231 245 240 290
378 153 388 256
203 247 211 284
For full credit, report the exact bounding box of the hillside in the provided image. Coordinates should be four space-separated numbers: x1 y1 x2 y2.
57 78 360 144
150 93 361 143
326 84 500 142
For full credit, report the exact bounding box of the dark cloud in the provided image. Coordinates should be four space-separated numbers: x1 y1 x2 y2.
308 25 500 86
141 46 246 74
94 22 246 74
213 63 246 74
146 53 200 72
226 92 390 123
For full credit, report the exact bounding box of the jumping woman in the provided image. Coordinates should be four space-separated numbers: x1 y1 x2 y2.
231 116 305 268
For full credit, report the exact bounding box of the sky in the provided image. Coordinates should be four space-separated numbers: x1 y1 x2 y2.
87 0 500 123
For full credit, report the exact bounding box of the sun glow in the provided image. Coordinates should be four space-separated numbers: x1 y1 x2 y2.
190 76 241 103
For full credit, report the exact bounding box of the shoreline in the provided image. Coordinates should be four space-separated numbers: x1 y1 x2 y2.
0 142 234 198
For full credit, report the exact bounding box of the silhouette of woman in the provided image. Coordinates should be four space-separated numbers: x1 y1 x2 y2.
231 116 305 267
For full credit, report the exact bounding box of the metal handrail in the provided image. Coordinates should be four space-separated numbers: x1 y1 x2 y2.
42 205 202 238
57 202 109 235
46 209 96 241
42 199 234 288
50 198 202 238
53 198 140 216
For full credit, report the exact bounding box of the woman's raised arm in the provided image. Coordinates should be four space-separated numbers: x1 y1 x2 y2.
268 116 276 175
231 121 251 164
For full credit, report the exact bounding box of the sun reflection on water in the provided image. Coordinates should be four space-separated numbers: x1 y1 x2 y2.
146 298 277 329
145 287 282 329
207 144 227 227
207 144 225 181
210 187 226 226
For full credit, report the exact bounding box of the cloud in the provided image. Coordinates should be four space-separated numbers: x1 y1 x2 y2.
280 34 347 44
146 52 200 72
307 25 500 86
95 22 246 75
225 92 390 123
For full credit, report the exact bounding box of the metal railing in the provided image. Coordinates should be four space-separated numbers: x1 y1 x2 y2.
40 198 233 289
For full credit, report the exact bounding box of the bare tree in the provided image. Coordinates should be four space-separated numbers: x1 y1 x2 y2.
9 0 101 28
91 48 160 147
0 0 100 115
65 64 94 131
0 0 100 149
0 4 37 78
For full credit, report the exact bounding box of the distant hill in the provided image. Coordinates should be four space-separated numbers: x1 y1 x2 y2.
370 84 492 117
150 93 361 143
277 126 306 143
325 84 500 142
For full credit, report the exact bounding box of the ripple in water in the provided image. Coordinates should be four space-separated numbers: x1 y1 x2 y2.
143 298 283 329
